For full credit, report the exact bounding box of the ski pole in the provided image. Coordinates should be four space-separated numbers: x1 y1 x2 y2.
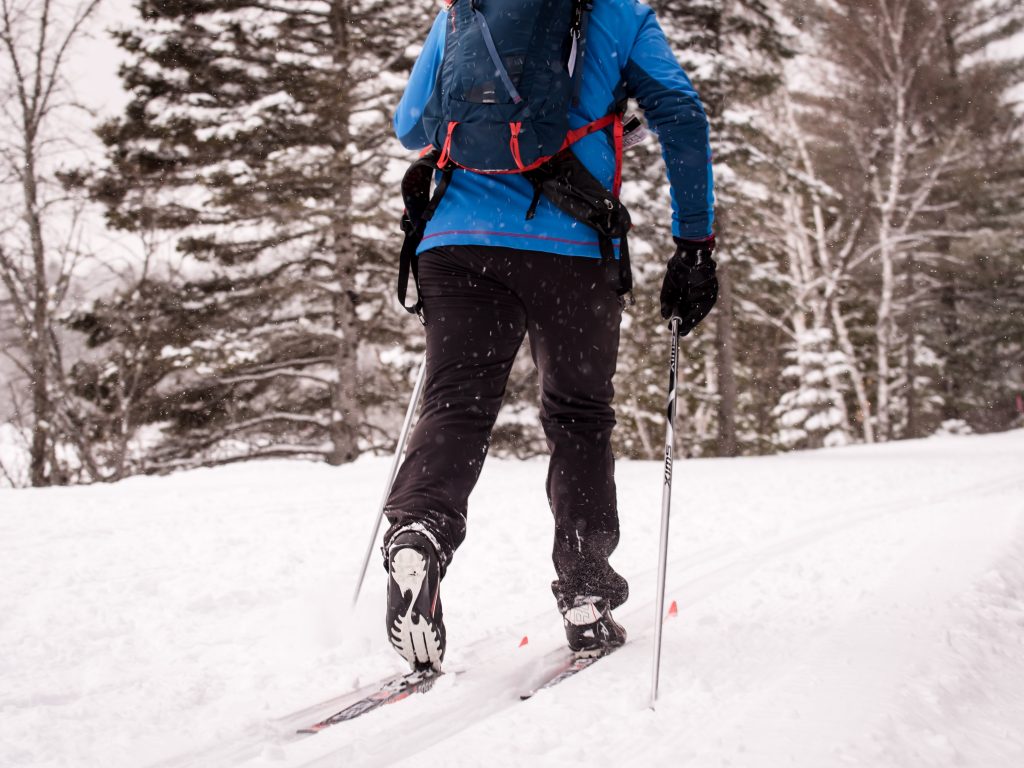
650 316 681 709
351 351 428 607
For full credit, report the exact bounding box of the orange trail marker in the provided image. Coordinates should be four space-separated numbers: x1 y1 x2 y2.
667 600 678 618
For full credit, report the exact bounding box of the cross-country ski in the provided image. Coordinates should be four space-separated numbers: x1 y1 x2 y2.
295 668 443 734
519 650 618 700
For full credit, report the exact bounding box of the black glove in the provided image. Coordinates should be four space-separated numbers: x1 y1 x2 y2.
660 236 718 334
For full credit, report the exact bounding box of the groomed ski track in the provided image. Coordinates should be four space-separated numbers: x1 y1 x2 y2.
277 471 1024 768
2 431 1023 767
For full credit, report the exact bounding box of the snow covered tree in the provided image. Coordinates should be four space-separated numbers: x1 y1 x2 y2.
791 0 1024 441
773 328 849 450
618 0 794 457
777 85 875 442
911 0 1024 435
88 0 435 468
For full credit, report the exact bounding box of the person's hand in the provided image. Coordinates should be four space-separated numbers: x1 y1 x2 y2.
659 236 718 334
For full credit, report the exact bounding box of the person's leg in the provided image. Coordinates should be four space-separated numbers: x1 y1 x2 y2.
514 251 629 611
383 246 527 572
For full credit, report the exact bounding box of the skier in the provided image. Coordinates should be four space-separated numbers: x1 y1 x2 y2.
383 0 717 671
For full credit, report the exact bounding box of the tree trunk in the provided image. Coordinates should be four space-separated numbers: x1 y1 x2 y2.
875 247 895 441
715 264 738 456
783 95 861 444
325 0 360 465
23 141 52 486
830 301 875 443
874 78 908 442
903 251 917 438
939 281 961 421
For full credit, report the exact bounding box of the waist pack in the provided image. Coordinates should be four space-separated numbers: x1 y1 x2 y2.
399 0 634 320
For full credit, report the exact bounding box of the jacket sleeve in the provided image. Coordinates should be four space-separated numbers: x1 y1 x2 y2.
394 12 447 150
623 5 715 241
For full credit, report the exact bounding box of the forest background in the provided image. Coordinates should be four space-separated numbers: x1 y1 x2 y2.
1 0 1022 487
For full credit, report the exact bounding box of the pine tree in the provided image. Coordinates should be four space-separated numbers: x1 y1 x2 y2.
773 328 849 450
913 0 1024 435
87 0 436 468
616 0 794 458
64 269 213 477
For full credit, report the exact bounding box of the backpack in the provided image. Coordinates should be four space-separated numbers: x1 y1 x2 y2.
398 0 633 320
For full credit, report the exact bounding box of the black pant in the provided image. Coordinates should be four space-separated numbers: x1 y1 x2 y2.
384 245 628 610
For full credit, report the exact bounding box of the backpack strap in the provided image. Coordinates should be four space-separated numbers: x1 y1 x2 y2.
570 0 594 107
523 142 634 300
470 0 524 105
437 121 458 170
398 149 453 322
613 112 624 196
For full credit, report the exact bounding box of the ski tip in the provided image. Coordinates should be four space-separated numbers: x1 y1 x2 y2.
519 635 529 647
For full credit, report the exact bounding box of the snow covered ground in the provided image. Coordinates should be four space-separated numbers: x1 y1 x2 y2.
1 430 1023 768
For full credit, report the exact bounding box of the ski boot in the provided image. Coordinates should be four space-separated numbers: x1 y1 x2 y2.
560 595 627 657
386 530 445 671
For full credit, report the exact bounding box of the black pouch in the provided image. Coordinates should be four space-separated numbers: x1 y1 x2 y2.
524 149 633 297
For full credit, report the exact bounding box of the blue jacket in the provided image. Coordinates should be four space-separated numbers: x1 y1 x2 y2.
394 0 714 259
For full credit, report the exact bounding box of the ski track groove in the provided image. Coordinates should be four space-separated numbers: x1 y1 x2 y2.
7 437 1020 768
262 472 1024 768
146 471 1020 768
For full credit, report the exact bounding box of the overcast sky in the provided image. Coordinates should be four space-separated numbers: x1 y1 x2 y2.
71 0 1022 123
70 0 134 122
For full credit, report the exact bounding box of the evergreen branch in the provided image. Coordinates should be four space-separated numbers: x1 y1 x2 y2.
217 369 335 387
147 445 332 473
239 356 334 375
230 411 330 430
249 2 329 17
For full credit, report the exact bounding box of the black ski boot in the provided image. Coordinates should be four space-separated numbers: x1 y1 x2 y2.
559 595 627 657
386 530 445 671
